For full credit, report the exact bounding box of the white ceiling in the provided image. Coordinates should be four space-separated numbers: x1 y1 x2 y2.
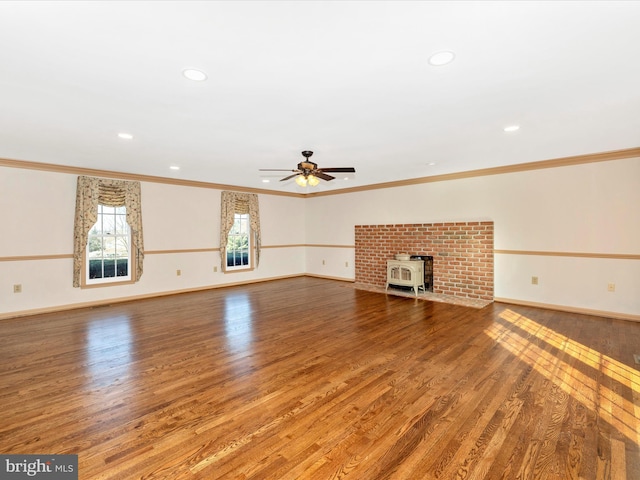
1 1 639 194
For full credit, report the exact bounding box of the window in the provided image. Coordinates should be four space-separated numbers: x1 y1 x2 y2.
225 213 251 270
86 205 133 284
73 176 143 288
220 191 261 273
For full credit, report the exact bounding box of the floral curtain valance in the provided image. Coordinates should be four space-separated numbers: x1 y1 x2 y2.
220 191 261 269
73 176 144 287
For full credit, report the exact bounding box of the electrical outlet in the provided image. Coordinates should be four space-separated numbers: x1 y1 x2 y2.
13 284 22 293
607 283 615 292
322 260 325 265
176 269 181 276
213 266 218 272
345 261 349 267
634 354 640 365
531 276 538 285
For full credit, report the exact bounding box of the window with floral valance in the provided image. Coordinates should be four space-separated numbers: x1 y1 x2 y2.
220 191 261 272
73 176 144 287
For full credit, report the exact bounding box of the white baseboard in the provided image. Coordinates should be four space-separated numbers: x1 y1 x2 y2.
494 297 640 323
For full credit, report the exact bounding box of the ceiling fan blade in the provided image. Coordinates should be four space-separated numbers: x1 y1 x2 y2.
317 167 356 173
280 173 301 181
259 168 297 172
314 172 335 181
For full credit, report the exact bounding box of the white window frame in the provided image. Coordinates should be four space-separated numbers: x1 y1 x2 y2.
224 213 253 272
84 204 134 286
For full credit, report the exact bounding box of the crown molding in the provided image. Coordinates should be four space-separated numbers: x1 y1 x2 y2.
2 146 639 198
306 147 640 197
0 157 305 198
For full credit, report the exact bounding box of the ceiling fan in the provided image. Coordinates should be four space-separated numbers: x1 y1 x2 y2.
259 151 356 186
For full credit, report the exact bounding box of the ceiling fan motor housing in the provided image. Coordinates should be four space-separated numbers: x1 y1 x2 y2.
298 161 318 174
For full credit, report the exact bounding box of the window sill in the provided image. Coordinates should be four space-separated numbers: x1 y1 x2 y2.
223 267 255 274
81 278 135 289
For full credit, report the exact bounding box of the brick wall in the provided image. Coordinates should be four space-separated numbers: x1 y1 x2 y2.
355 222 494 301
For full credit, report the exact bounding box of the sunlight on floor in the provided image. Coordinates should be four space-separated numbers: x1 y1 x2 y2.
485 309 640 445
85 315 133 385
224 293 254 353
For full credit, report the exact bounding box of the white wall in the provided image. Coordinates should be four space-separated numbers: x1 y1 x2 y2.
305 157 640 318
0 167 306 317
2 156 639 319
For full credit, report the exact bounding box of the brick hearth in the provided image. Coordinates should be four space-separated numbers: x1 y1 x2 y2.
354 222 494 301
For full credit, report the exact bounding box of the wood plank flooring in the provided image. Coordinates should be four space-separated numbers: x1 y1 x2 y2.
1 277 639 479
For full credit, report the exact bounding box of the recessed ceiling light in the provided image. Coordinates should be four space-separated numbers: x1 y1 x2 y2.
182 69 207 81
169 165 180 171
117 132 133 140
427 162 437 166
262 179 270 183
428 51 455 66
503 125 520 133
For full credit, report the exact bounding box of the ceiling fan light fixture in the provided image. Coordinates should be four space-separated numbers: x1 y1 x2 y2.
295 175 308 187
307 175 320 186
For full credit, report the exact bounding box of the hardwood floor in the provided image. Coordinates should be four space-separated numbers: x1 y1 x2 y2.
1 277 638 479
